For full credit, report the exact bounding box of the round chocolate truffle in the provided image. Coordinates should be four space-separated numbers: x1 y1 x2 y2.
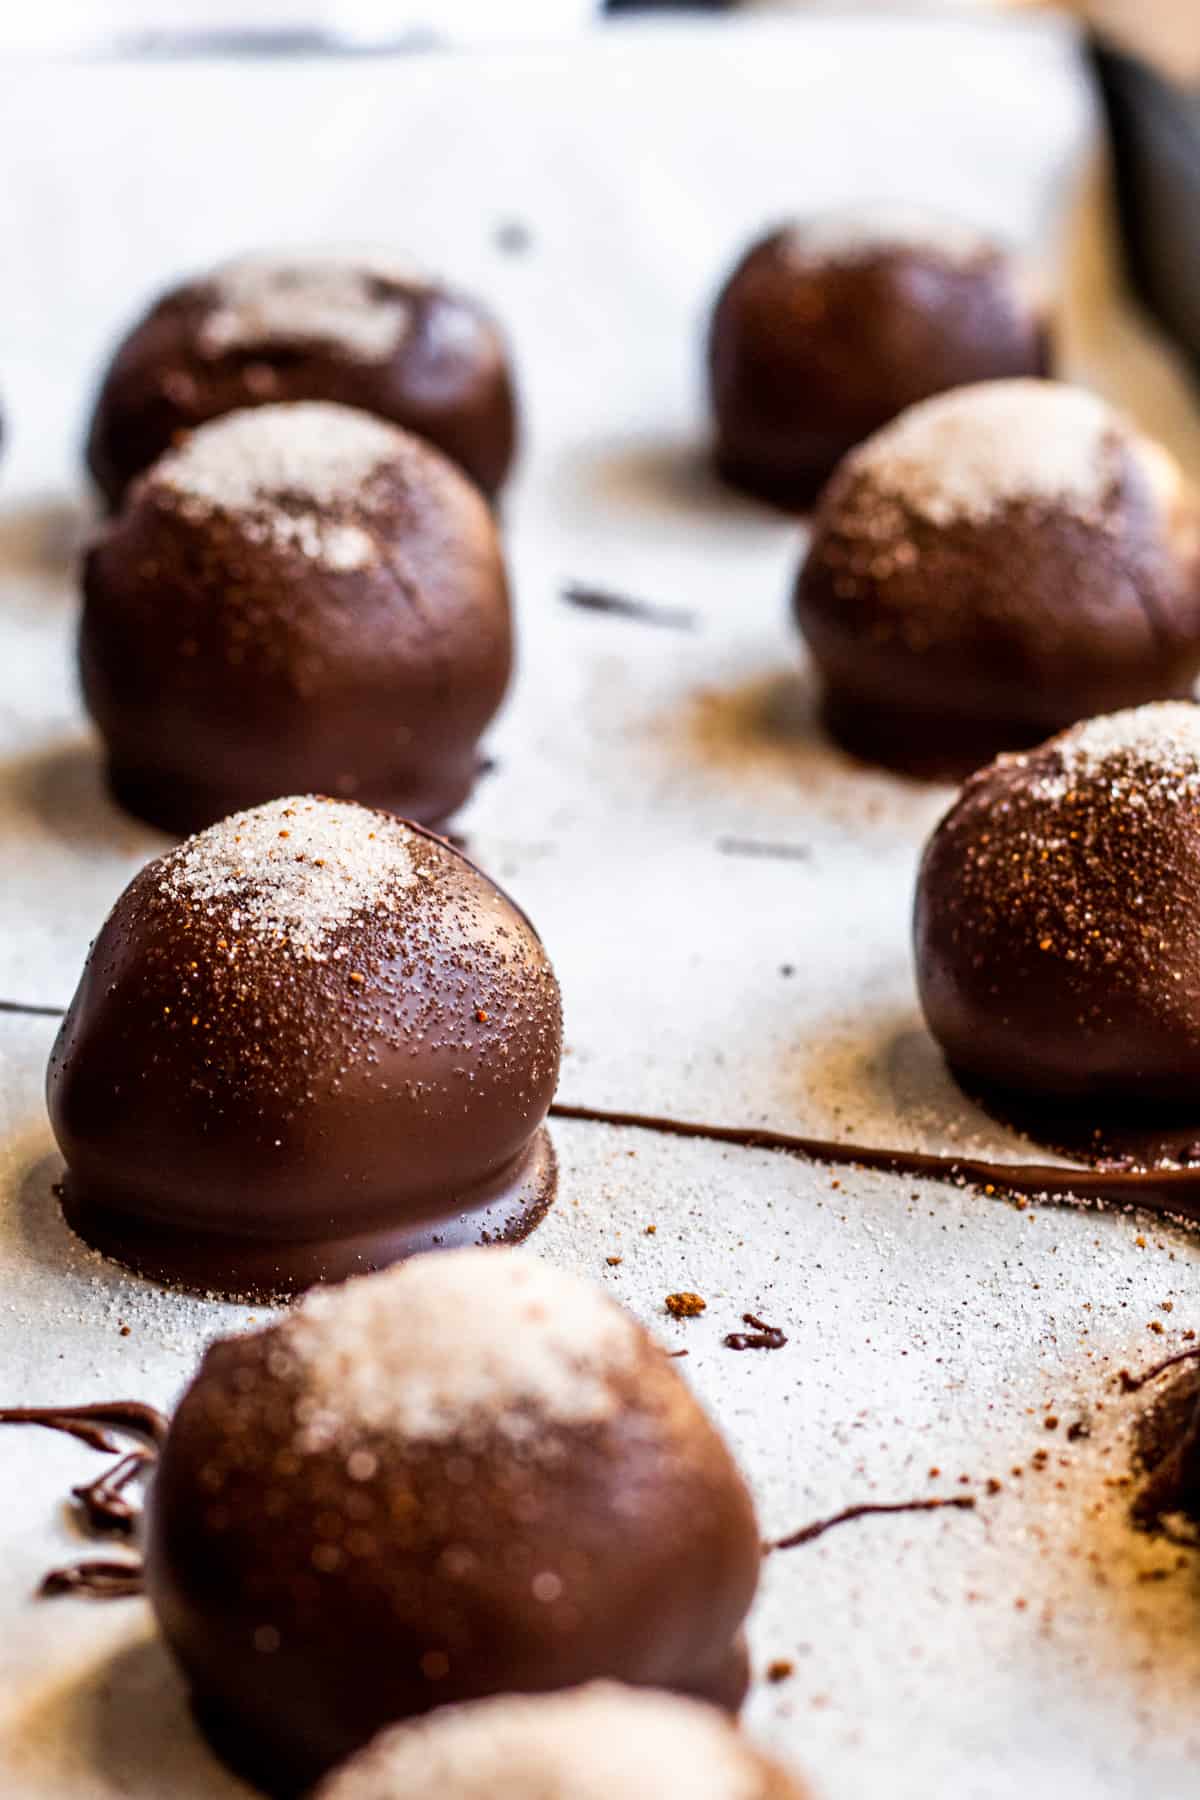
709 210 1048 508
313 1683 808 1800
86 255 517 506
47 797 561 1296
914 703 1200 1115
144 1251 762 1794
795 381 1200 776
81 401 511 834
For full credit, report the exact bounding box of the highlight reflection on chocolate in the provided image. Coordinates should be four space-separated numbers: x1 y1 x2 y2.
48 798 562 1298
143 1250 762 1795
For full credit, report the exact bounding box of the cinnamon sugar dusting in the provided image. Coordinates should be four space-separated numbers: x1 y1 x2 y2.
941 703 1200 976
152 401 406 570
160 795 416 956
846 381 1134 529
282 1249 644 1450
782 206 997 270
199 255 420 362
314 1682 780 1800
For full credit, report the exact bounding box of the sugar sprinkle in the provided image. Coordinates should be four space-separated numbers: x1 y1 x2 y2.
161 795 415 956
200 254 420 362
282 1249 645 1449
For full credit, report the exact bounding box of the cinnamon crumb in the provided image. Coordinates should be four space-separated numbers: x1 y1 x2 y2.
665 1292 706 1319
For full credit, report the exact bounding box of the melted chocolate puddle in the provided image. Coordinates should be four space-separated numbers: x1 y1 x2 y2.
548 1102 1200 1225
0 1401 168 1597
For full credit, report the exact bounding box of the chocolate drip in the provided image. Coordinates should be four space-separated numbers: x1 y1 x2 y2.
548 1102 1200 1225
561 582 697 631
0 1400 168 1453
40 1560 144 1599
724 1314 787 1351
0 1400 168 1600
1119 1346 1200 1394
768 1495 977 1553
73 1450 155 1536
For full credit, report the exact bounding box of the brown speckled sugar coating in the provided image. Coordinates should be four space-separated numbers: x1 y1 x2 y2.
86 255 518 504
47 799 562 1295
81 402 512 834
144 1253 762 1796
914 703 1200 1106
796 382 1200 776
314 1683 809 1800
708 213 1048 509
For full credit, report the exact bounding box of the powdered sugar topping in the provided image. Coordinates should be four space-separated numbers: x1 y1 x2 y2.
1031 702 1200 804
153 401 404 569
282 1249 646 1451
199 254 420 362
849 380 1138 528
315 1683 780 1800
161 795 415 956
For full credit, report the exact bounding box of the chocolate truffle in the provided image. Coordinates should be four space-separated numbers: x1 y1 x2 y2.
709 211 1048 508
144 1251 762 1794
86 255 517 505
47 797 561 1296
81 402 511 833
795 381 1200 776
914 703 1200 1113
314 1683 808 1800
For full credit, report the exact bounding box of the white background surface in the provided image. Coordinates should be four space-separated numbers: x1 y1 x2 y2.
1 15 1200 1799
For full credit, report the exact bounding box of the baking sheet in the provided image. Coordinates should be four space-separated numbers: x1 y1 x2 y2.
1 14 1199 1797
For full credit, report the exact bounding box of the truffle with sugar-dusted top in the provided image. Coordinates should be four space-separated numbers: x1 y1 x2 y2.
313 1683 809 1800
708 210 1048 508
47 797 562 1296
81 401 512 833
796 381 1200 776
86 254 517 504
144 1253 761 1795
915 703 1200 1147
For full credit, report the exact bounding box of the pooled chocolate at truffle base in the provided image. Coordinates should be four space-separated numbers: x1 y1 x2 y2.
47 797 562 1297
313 1683 808 1800
796 381 1200 777
709 212 1048 509
144 1252 762 1795
81 402 511 834
914 704 1200 1141
86 255 517 506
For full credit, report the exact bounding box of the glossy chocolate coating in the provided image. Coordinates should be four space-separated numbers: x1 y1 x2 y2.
796 381 1200 777
915 703 1200 1110
709 216 1047 509
144 1252 761 1795
47 799 562 1297
86 257 517 505
81 402 512 835
313 1683 809 1800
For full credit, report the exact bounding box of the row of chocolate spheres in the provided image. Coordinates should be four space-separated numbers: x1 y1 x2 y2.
46 699 1200 1797
75 226 1200 841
